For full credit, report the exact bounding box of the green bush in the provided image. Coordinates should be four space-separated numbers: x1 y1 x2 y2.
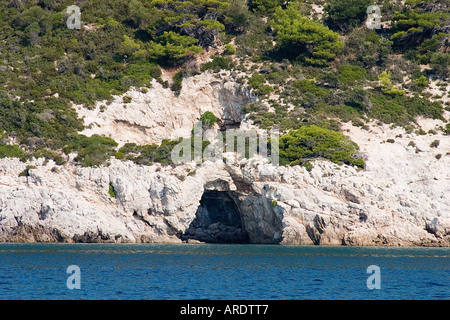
342 29 392 68
430 140 440 148
34 148 66 165
369 91 443 125
256 84 274 96
171 71 184 94
19 165 37 178
108 183 117 198
325 0 372 32
444 124 450 135
224 0 251 31
292 80 329 98
150 66 163 80
248 74 266 89
224 44 236 55
378 71 405 96
338 65 367 84
430 52 450 78
202 55 235 72
278 125 364 168
249 0 283 13
0 144 26 159
303 161 313 172
199 111 218 127
120 137 210 166
63 135 118 167
271 3 344 65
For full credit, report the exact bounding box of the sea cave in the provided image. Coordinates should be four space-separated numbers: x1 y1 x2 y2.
182 190 249 244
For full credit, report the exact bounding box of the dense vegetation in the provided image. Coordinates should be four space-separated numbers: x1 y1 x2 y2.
278 125 365 168
0 0 448 169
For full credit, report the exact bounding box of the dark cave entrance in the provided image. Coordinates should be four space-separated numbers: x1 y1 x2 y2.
182 190 249 244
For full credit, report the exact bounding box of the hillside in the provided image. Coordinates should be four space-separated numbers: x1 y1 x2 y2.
0 0 449 245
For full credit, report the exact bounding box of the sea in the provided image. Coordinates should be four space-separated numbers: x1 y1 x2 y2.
0 243 448 300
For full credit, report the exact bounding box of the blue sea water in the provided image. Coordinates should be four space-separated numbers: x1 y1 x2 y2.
0 243 448 300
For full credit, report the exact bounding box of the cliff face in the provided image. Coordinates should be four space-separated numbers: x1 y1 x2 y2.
0 73 449 246
74 71 255 146
0 139 448 246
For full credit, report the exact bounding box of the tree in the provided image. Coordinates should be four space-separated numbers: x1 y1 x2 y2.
249 0 284 13
147 31 203 66
325 0 372 32
430 52 450 78
24 21 40 45
150 0 229 48
224 0 251 32
271 4 344 66
378 71 405 96
128 0 150 28
391 0 450 49
343 29 392 68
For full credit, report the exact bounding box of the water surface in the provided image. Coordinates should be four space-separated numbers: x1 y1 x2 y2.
0 243 448 300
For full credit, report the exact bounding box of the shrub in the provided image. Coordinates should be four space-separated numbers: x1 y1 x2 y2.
414 75 429 88
430 140 440 148
278 125 364 168
199 111 218 127
430 52 450 78
303 161 313 172
224 44 236 55
121 137 210 166
224 0 251 31
325 0 372 32
19 165 37 177
108 183 116 198
0 144 26 159
63 135 118 167
34 148 66 165
378 71 405 96
256 84 274 96
249 0 283 13
201 55 235 72
171 71 184 94
338 65 367 84
248 74 266 89
293 80 329 98
150 66 162 80
444 124 450 135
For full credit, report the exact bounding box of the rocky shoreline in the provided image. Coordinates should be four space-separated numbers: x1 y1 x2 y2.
0 143 448 246
0 73 449 246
